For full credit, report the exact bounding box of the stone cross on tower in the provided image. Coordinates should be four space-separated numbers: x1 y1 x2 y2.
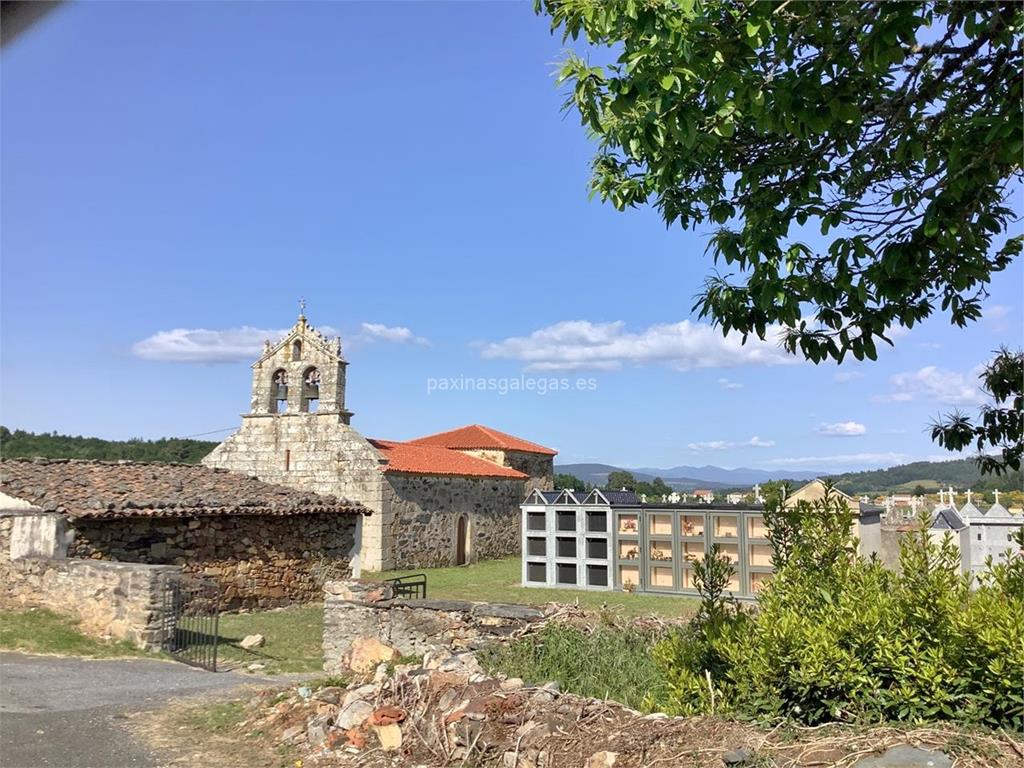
298 297 307 318
965 489 973 505
948 486 956 506
994 489 1001 505
938 489 946 505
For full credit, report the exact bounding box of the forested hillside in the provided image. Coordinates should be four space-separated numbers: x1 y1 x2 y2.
0 427 217 464
827 458 1022 494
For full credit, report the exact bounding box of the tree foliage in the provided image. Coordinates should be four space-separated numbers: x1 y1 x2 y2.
0 427 217 464
537 0 1022 363
931 347 1024 475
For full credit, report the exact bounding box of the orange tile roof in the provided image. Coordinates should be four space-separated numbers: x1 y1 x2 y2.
407 424 557 456
368 439 528 479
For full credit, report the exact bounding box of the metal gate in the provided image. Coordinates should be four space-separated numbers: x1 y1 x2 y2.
386 573 427 600
160 575 221 671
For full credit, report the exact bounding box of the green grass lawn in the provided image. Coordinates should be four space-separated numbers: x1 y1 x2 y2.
216 603 325 674
367 557 697 619
0 608 147 658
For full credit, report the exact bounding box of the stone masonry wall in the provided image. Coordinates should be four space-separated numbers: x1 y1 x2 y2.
202 413 389 569
67 513 359 609
385 473 525 567
458 449 554 493
0 513 177 650
503 450 554 492
322 579 544 674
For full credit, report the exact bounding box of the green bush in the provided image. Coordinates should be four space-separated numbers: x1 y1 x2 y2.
478 623 667 711
652 490 1024 729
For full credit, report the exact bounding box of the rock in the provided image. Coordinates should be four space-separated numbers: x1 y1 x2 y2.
722 747 754 765
335 699 375 730
280 725 304 742
307 713 332 748
297 686 312 700
500 677 524 691
344 637 399 674
373 723 403 751
311 686 344 704
373 662 389 684
246 663 266 672
240 634 265 650
586 751 619 768
853 745 953 768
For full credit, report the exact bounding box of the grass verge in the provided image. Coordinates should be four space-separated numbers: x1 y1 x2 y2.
478 623 667 711
216 603 324 674
368 557 697 619
0 608 147 658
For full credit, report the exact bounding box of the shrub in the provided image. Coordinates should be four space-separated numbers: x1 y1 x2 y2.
478 623 667 711
652 490 1024 729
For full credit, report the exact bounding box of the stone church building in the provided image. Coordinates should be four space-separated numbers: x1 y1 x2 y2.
203 312 555 571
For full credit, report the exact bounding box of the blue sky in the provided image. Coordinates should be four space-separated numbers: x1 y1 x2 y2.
2 2 1021 473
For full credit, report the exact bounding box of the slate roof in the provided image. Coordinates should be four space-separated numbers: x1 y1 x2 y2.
603 490 641 506
931 506 967 531
368 440 528 479
0 458 368 520
408 424 557 456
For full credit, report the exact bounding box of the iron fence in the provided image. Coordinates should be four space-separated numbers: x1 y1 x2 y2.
160 575 221 671
386 573 427 600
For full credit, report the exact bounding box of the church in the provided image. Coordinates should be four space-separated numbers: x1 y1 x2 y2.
203 311 556 571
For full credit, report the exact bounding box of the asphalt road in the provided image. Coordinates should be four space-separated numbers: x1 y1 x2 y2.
0 652 269 768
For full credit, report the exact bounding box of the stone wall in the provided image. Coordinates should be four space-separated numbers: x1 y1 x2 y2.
67 513 359 609
458 449 554 493
203 413 388 570
322 579 544 674
504 450 554 491
0 513 176 650
385 473 525 567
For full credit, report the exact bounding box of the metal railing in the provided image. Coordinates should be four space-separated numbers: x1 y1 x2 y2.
385 573 427 600
160 575 221 672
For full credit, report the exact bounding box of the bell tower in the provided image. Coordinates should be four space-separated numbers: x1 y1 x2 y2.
248 306 352 423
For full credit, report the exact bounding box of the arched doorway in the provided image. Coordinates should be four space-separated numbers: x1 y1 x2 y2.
455 514 469 566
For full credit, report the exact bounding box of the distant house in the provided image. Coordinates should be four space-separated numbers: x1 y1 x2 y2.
941 490 1023 578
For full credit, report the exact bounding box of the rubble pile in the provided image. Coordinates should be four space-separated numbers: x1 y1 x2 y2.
233 647 1019 768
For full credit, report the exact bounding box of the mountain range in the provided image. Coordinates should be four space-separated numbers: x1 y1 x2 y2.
556 458 1022 494
555 462 819 490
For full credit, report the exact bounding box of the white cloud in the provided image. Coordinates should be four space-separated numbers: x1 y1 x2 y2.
132 322 366 362
984 304 1011 332
360 323 430 346
480 320 797 372
718 377 744 389
132 326 290 363
817 421 867 437
688 436 775 451
767 452 910 468
873 364 986 406
833 371 864 383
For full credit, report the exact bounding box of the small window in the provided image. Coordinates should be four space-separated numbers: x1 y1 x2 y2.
556 510 576 532
527 538 546 557
526 562 546 583
292 339 302 360
587 564 608 587
527 512 546 532
586 538 608 560
978 533 982 541
586 510 607 532
556 563 577 585
556 537 576 558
